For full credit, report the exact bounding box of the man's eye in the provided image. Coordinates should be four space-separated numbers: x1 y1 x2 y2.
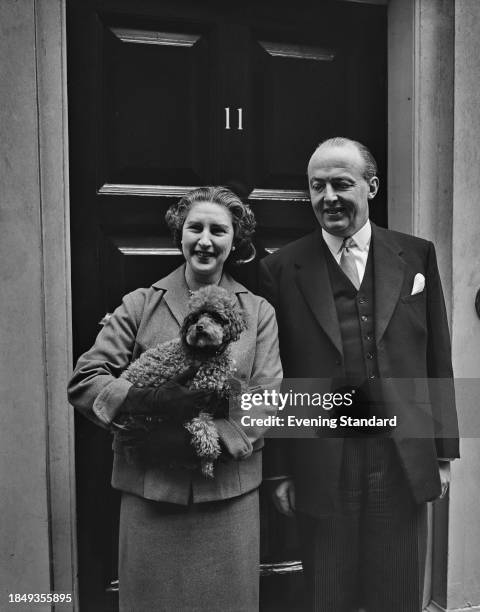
312 183 324 191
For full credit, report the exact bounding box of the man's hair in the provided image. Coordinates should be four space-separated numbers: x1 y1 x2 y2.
315 137 378 181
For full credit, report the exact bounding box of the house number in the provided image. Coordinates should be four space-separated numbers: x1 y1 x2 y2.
225 107 243 130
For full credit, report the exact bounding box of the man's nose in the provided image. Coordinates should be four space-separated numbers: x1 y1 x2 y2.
324 183 338 203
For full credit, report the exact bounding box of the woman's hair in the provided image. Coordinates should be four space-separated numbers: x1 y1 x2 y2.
165 186 256 264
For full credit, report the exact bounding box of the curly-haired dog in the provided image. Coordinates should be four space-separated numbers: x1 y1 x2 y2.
120 285 247 477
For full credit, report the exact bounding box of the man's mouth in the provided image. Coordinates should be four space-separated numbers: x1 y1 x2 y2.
324 207 347 218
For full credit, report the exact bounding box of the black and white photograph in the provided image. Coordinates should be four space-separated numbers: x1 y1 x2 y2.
1 0 479 610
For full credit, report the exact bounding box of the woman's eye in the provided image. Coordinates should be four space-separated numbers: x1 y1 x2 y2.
211 227 227 235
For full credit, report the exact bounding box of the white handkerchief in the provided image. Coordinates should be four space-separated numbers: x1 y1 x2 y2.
411 273 425 295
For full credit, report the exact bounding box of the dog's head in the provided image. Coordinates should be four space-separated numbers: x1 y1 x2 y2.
181 286 247 353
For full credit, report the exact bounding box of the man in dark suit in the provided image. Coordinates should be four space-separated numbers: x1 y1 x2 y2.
259 137 459 612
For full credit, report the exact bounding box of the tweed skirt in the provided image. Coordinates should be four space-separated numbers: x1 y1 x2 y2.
118 488 259 612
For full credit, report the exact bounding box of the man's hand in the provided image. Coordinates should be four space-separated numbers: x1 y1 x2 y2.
438 461 451 499
272 478 296 517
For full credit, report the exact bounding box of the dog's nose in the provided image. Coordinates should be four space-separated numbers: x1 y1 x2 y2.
196 324 204 332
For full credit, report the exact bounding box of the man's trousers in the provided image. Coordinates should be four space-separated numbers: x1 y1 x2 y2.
298 438 428 612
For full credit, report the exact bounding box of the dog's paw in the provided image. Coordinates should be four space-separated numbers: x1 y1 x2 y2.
185 413 221 461
200 459 215 479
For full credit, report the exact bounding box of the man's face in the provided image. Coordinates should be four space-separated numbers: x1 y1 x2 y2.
307 143 379 237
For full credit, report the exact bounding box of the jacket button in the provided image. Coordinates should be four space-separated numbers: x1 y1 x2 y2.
366 352 374 359
361 315 368 322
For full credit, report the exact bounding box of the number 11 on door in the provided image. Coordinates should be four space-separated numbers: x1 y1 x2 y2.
225 107 243 130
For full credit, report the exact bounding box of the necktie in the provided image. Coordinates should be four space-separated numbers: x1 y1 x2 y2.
340 237 360 289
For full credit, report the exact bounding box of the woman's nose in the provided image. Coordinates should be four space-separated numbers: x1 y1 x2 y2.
198 231 212 247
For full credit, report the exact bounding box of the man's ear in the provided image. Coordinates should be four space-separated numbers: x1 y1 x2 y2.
367 176 379 200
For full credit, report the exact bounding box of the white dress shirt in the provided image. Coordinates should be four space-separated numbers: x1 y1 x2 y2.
322 220 372 285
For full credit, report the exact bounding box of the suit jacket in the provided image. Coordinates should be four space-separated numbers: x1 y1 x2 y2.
259 223 459 517
68 264 282 505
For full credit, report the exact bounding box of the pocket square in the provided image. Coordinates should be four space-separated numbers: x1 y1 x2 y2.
411 273 425 295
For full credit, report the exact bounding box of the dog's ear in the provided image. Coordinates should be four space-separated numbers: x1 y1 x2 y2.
180 311 197 340
225 308 248 343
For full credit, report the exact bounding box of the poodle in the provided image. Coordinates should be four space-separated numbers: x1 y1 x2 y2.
119 285 247 477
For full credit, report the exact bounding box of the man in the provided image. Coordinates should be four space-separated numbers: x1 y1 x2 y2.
259 137 459 612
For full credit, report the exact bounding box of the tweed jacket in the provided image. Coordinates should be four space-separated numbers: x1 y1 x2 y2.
68 265 282 505
260 223 459 516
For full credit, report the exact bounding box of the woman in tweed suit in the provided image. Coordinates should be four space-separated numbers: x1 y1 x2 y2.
68 187 282 611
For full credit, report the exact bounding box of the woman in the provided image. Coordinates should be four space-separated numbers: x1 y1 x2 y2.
68 186 282 611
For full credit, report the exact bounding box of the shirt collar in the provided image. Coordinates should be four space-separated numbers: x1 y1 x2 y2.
321 219 372 255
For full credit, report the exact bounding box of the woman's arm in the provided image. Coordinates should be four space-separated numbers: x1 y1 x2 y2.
215 298 283 460
67 290 147 427
68 288 211 430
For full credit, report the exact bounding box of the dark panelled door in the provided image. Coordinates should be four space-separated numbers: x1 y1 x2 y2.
67 1 387 609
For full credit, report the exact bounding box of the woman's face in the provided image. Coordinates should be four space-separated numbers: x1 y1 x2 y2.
182 201 235 284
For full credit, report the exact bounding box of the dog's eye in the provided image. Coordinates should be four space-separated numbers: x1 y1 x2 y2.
208 312 227 324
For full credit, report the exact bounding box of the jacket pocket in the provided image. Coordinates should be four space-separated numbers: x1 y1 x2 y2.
400 292 425 304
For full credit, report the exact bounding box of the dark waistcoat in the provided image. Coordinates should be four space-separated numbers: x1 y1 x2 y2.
323 239 380 389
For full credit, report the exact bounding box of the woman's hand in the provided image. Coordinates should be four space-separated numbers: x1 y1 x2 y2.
120 371 214 425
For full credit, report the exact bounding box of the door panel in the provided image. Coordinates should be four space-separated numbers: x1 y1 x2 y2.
101 24 212 186
67 1 387 609
252 37 344 189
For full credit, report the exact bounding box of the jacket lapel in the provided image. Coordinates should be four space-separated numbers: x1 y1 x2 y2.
152 264 190 326
295 230 343 355
219 273 249 296
372 224 406 344
152 264 248 326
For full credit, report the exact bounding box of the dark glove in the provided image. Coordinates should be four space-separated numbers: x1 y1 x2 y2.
140 423 197 466
208 396 230 419
120 369 213 424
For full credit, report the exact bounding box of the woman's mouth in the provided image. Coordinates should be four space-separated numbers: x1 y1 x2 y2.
194 250 215 262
